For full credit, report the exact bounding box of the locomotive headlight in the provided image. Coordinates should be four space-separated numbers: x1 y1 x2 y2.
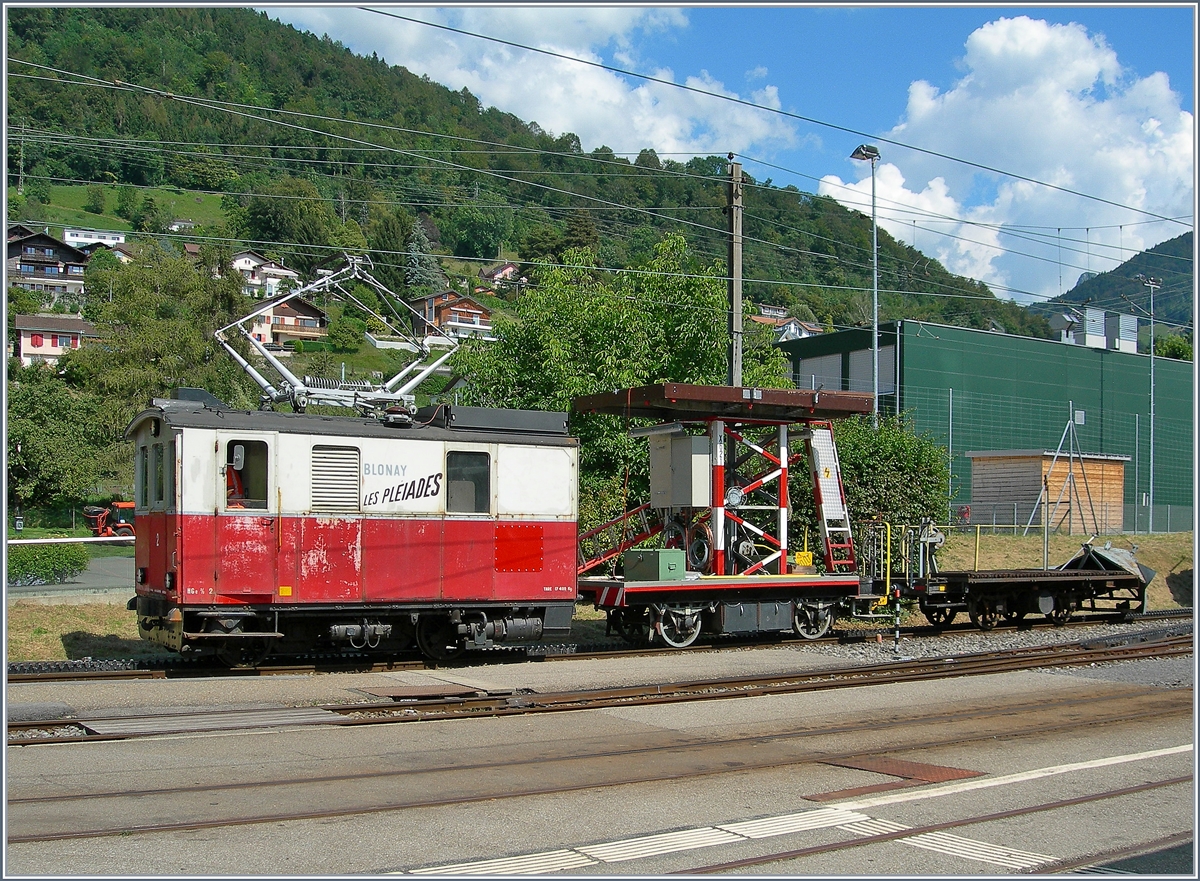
164 572 175 591
136 567 147 584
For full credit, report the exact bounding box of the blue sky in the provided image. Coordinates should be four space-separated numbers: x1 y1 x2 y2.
266 5 1195 307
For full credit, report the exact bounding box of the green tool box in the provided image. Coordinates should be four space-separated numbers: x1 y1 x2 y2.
623 549 686 581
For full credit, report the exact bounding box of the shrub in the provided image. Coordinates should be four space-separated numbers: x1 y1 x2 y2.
7 542 90 586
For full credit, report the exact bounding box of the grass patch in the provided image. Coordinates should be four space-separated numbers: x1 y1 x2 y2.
27 184 228 232
6 602 170 662
936 530 1193 610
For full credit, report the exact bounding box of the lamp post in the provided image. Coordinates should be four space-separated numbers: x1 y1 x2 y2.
1135 274 1160 532
851 144 880 426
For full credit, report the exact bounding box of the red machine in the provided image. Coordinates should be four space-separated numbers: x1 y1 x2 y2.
573 383 875 646
82 501 136 537
126 395 578 665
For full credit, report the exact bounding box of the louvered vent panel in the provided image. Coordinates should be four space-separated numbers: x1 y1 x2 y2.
311 445 360 512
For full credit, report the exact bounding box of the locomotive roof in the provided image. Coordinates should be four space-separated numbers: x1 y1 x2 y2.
125 400 577 447
573 383 873 423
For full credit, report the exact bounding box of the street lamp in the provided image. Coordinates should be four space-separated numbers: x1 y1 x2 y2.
851 144 880 426
1135 274 1160 532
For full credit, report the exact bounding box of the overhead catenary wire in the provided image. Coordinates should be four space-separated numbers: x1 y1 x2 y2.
361 7 1190 228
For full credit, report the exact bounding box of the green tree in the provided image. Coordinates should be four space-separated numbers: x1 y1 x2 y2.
60 243 253 440
561 211 599 254
244 177 337 276
1155 333 1193 361
789 414 951 542
6 366 110 509
133 195 166 233
83 184 107 214
325 315 366 353
519 224 563 272
330 219 368 256
115 185 139 220
445 204 512 259
402 220 441 294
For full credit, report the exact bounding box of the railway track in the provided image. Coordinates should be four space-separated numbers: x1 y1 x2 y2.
7 607 1192 684
6 672 1191 848
7 630 1192 747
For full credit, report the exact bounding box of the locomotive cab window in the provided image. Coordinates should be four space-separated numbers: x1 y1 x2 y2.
446 451 490 514
149 440 175 509
136 445 149 510
225 439 269 509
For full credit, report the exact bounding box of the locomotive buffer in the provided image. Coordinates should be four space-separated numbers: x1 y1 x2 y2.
573 383 875 647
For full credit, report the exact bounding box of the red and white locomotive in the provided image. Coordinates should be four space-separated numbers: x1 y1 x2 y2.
127 390 579 664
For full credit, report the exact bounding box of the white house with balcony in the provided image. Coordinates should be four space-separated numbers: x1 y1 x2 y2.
63 228 126 249
231 250 300 298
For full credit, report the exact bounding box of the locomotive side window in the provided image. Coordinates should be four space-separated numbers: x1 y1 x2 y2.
137 445 149 509
151 443 165 506
225 439 269 510
446 451 490 513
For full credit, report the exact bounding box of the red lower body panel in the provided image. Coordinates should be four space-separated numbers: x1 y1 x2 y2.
159 514 577 606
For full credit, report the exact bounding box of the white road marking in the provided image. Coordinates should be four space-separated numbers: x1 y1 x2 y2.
839 818 1056 869
834 744 1194 811
577 827 744 862
404 850 595 875
718 806 872 838
397 744 1192 875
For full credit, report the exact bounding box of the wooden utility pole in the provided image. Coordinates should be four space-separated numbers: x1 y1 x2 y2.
727 156 743 387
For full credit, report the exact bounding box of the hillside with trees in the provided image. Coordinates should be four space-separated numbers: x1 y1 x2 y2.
1041 231 1193 340
7 6 1048 338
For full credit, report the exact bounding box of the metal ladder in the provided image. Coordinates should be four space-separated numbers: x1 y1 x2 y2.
804 422 857 574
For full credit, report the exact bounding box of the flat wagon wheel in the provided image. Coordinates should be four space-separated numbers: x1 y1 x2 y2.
967 598 1000 631
921 604 956 627
1046 600 1073 627
611 606 653 646
793 602 835 639
206 619 272 668
654 605 702 649
415 615 465 661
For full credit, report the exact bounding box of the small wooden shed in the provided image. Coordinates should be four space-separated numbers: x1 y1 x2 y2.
965 449 1129 534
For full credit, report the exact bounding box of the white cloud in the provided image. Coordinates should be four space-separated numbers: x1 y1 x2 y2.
267 6 796 158
823 16 1194 303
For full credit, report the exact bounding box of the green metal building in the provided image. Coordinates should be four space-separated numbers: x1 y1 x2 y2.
779 320 1193 532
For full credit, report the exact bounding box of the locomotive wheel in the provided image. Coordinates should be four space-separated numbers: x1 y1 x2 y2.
793 603 834 639
922 606 956 627
415 616 465 661
654 605 702 649
612 607 652 646
967 599 1000 631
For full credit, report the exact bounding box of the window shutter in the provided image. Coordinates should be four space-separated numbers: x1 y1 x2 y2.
311 445 360 513
31 333 43 347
